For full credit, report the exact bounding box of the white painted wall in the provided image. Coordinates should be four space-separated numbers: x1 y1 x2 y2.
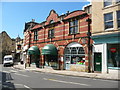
93 44 108 73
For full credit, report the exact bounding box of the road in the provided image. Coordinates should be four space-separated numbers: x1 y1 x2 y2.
0 64 119 90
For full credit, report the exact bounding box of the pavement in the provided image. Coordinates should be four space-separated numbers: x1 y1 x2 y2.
13 63 120 81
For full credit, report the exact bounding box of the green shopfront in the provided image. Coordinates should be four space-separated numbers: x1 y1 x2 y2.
92 33 120 73
27 46 40 68
42 44 58 69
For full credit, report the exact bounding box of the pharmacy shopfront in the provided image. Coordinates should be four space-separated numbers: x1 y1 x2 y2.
92 33 120 74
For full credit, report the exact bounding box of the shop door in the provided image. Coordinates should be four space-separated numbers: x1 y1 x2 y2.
94 52 102 72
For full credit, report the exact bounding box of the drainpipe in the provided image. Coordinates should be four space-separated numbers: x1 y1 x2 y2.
86 18 92 73
28 31 31 67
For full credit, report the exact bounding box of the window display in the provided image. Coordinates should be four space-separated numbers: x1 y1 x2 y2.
71 56 85 65
108 44 120 68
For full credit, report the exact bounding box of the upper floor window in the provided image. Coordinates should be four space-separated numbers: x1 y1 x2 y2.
104 0 112 7
116 0 120 3
117 11 120 28
49 20 54 24
104 12 113 30
69 20 78 35
48 29 54 38
34 30 38 40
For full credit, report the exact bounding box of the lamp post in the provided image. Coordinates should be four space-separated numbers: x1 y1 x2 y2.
86 18 92 73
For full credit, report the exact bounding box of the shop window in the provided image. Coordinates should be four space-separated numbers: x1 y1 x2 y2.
71 56 85 65
71 47 77 54
48 29 54 39
69 20 78 35
65 47 71 54
78 47 85 54
108 44 120 68
17 45 21 50
117 11 120 28
34 30 38 40
104 0 112 7
64 46 85 65
104 12 113 30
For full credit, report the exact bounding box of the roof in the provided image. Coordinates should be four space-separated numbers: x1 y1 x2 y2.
27 10 88 31
32 24 42 30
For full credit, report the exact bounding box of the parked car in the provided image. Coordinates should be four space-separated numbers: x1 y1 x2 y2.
3 55 14 66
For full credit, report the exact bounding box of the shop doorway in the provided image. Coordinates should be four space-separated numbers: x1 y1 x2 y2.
94 52 102 72
42 44 58 69
44 55 58 69
27 46 40 68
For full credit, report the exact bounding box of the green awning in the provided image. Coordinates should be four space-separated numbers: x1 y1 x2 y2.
28 46 40 55
91 32 120 44
42 44 58 55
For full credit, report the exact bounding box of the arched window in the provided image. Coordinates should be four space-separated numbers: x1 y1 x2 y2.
49 20 54 24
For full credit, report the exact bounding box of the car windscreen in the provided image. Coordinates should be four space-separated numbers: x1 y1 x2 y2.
4 58 12 61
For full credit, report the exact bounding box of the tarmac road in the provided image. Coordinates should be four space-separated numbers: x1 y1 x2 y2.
0 64 119 90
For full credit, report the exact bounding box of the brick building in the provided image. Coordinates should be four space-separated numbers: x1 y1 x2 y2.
23 9 92 72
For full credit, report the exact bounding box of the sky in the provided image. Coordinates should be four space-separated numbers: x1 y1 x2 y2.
1 1 90 39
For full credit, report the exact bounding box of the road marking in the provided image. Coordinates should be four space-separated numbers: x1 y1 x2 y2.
24 85 33 90
43 78 90 86
14 73 30 77
14 84 32 90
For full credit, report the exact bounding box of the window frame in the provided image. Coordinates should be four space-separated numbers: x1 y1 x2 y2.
48 29 54 39
34 30 38 41
49 20 54 24
117 11 120 28
104 12 113 30
104 0 112 7
69 19 78 35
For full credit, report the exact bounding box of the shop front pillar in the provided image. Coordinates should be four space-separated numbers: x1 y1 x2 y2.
102 43 108 73
41 55 44 68
58 55 64 70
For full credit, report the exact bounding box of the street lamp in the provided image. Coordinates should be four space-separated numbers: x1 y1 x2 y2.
86 18 92 73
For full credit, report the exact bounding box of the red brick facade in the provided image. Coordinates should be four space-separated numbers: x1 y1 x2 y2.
24 10 92 72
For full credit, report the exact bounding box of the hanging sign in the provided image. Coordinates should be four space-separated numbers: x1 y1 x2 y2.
110 48 116 53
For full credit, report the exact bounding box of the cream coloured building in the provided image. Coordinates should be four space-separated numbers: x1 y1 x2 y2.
91 0 120 74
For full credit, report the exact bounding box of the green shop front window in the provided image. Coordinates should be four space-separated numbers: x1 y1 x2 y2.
107 44 120 69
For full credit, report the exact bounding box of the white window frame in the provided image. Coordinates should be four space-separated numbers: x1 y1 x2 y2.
104 12 113 30
104 0 112 7
117 11 120 28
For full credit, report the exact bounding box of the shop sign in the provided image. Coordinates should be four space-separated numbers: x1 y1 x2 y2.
110 48 116 53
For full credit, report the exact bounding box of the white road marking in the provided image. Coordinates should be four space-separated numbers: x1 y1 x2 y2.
14 84 32 90
14 73 30 77
97 79 118 82
24 85 32 90
43 78 90 86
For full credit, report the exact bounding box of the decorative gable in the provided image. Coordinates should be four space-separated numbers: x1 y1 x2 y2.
45 10 60 25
